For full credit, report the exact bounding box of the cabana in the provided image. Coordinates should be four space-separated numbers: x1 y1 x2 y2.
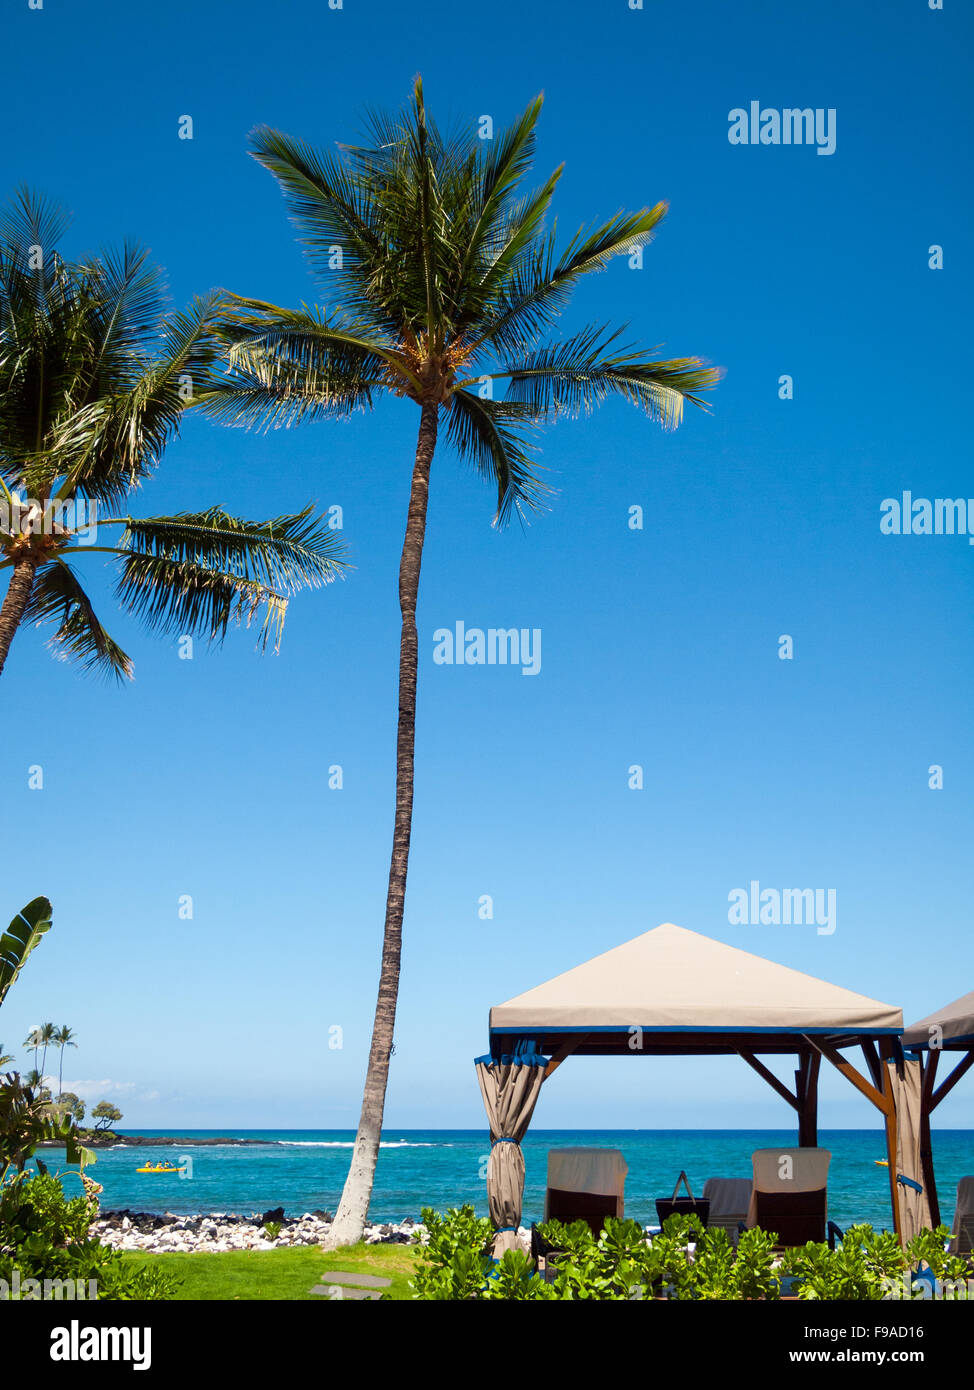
476 923 910 1254
902 990 974 1228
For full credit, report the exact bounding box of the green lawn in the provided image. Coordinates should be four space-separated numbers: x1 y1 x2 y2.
122 1241 421 1301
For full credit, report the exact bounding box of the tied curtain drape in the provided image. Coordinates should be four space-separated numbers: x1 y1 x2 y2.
475 1042 546 1256
886 1056 933 1242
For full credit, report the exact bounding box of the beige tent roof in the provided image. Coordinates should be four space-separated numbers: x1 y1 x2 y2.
489 923 901 1045
903 990 974 1049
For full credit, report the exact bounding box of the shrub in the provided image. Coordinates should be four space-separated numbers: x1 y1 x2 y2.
410 1205 494 1300
410 1208 970 1301
0 1167 177 1300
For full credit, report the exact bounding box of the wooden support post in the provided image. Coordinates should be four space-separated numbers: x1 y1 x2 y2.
804 1035 902 1243
860 1040 882 1091
796 1050 820 1147
920 1048 974 1230
919 1052 941 1228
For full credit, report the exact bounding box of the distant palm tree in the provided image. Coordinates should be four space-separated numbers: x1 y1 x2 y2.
23 1026 43 1073
207 79 719 1246
54 1024 77 1098
23 1067 51 1101
0 1043 13 1068
38 1021 56 1079
0 188 348 680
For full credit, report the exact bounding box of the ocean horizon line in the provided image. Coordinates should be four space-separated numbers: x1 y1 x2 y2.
103 1125 974 1134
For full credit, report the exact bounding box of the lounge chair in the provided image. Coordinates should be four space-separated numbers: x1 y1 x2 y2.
531 1146 628 1268
745 1147 842 1248
702 1177 752 1242
543 1146 628 1230
949 1176 974 1256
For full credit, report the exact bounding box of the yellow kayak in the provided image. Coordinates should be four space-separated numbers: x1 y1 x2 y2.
136 1163 183 1174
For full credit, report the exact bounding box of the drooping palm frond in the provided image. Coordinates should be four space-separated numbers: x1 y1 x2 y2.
445 391 550 525
199 298 402 428
485 324 721 426
120 506 348 591
113 506 349 651
23 558 133 679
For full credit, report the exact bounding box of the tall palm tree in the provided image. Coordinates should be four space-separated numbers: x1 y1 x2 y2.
207 79 719 1246
0 188 348 680
54 1023 77 1099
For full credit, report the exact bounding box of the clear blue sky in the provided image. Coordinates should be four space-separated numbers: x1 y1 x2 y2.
2 0 972 1133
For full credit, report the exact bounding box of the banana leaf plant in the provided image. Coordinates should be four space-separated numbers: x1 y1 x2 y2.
0 896 52 1009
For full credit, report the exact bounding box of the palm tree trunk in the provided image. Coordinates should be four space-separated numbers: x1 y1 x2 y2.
0 556 39 678
324 400 438 1249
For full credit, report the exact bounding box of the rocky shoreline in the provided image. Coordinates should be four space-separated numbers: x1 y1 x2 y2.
92 1209 425 1252
92 1209 532 1254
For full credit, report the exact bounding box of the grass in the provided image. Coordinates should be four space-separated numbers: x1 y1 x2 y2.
122 1241 421 1301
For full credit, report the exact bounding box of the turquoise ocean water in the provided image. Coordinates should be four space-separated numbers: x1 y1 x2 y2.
42 1130 974 1231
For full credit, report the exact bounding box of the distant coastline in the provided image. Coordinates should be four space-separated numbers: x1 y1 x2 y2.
38 1133 266 1148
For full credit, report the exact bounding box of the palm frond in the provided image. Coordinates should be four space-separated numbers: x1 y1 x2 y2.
28 291 224 504
467 204 667 358
23 558 133 679
445 390 550 526
491 324 720 425
214 297 401 401
121 505 348 589
115 506 349 650
458 94 545 283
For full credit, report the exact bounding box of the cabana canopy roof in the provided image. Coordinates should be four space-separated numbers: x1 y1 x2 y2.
488 923 902 1056
903 990 974 1050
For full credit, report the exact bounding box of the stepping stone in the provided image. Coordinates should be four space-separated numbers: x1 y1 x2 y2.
310 1283 382 1301
316 1271 392 1288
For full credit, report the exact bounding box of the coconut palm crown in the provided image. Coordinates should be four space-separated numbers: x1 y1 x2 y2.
0 188 347 680
205 78 720 1246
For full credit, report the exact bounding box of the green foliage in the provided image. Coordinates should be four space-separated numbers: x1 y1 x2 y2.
481 1248 554 1300
91 1100 122 1130
546 1216 658 1300
54 1092 85 1124
0 1073 94 1178
410 1208 970 1301
262 1221 282 1241
0 1168 175 1300
410 1205 494 1300
207 80 719 526
0 188 345 680
783 1224 914 1300
725 1226 781 1301
0 897 52 1008
903 1226 972 1298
